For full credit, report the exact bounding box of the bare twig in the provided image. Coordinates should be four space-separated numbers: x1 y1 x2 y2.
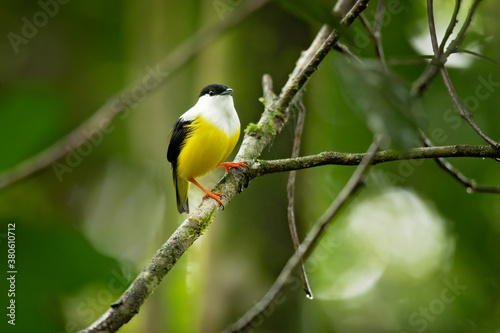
0 0 269 192
359 0 388 72
427 1 499 148
454 49 500 67
250 144 500 177
408 0 499 193
427 0 441 54
252 143 500 194
420 134 500 193
439 67 500 148
411 0 482 96
438 0 462 54
442 0 482 56
359 14 374 33
221 140 381 333
387 55 434 66
410 0 442 97
286 94 312 299
373 0 388 70
333 43 363 64
410 62 440 97
373 0 386 33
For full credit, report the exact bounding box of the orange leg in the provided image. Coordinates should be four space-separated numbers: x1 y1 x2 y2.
216 161 247 174
189 178 224 206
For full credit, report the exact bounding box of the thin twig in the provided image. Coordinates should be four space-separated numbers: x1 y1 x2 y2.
454 48 500 67
411 0 499 191
359 14 374 33
373 0 386 33
438 0 462 54
411 0 482 96
410 0 442 97
420 134 500 193
427 0 441 55
387 55 434 66
443 0 482 57
439 66 500 148
0 0 270 192
359 0 388 72
250 144 500 177
373 0 388 71
427 0 498 148
410 63 440 97
333 43 363 64
286 94 312 299
221 140 381 333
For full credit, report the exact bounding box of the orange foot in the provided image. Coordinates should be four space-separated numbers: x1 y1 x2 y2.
216 161 247 174
189 178 224 207
202 191 224 206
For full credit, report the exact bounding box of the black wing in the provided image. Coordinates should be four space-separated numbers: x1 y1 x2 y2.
167 118 193 214
167 118 193 164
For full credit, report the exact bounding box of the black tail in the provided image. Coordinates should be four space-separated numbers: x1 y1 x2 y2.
173 170 190 214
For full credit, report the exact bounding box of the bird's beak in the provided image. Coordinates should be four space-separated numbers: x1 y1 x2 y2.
221 88 233 96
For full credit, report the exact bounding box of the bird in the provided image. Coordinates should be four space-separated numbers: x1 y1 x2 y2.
167 84 246 214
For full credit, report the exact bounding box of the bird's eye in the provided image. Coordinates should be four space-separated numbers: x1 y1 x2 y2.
209 90 215 96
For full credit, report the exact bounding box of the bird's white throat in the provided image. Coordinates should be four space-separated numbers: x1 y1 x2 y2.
181 94 240 136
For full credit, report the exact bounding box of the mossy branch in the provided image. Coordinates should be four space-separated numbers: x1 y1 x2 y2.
79 3 365 331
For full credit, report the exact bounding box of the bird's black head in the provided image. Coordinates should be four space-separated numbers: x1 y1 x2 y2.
199 84 233 97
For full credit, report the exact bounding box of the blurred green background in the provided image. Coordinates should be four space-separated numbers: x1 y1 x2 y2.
1 1 500 332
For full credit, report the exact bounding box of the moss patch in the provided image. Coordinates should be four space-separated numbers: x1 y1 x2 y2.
245 122 264 135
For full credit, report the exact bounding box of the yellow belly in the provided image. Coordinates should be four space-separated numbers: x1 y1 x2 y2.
177 117 240 180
